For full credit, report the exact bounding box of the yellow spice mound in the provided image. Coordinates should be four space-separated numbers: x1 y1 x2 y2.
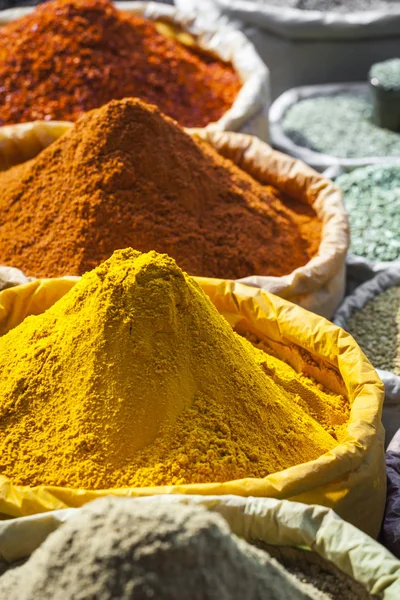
0 249 339 489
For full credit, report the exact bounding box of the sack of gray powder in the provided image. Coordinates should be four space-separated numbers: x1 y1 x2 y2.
0 496 329 600
0 496 377 600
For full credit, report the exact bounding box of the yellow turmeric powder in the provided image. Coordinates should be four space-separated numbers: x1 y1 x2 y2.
0 249 346 490
241 332 349 442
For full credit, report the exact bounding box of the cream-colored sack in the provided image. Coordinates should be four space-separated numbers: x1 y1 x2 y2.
0 276 385 538
0 124 349 319
0 496 399 598
176 0 400 101
0 1 270 141
0 121 71 171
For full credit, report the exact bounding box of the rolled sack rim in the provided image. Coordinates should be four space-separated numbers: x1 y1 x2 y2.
270 82 400 173
0 1 270 138
214 0 400 40
190 128 350 304
334 263 400 404
0 275 384 516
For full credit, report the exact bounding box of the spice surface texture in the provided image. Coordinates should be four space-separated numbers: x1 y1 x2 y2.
0 98 321 280
255 543 376 600
347 285 400 375
336 164 400 261
0 249 347 489
0 0 241 127
283 94 400 158
370 59 400 91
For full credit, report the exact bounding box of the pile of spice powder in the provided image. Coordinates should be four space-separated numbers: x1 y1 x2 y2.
335 164 400 261
0 248 346 489
0 498 325 600
346 285 400 375
0 98 322 280
282 94 400 158
0 0 241 127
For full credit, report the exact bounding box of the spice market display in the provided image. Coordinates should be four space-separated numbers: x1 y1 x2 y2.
1 0 400 598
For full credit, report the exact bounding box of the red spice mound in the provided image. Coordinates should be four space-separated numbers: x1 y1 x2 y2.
0 0 241 127
0 98 322 279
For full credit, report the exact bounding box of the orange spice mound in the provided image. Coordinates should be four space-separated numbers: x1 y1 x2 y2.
0 0 241 127
0 98 322 280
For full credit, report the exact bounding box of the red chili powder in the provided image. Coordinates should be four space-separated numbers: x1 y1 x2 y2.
0 0 241 127
0 99 321 280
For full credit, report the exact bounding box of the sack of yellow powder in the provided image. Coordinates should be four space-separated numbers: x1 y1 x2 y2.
0 248 338 491
0 249 385 539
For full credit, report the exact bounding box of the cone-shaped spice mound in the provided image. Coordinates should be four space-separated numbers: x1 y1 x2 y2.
0 249 337 489
0 98 321 280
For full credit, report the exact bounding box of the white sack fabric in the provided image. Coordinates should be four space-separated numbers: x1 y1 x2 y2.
176 0 400 101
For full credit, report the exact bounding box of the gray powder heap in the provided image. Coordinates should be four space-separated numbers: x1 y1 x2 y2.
370 58 400 91
260 0 400 12
282 94 400 158
255 543 377 600
0 497 330 600
347 286 400 374
336 164 400 261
